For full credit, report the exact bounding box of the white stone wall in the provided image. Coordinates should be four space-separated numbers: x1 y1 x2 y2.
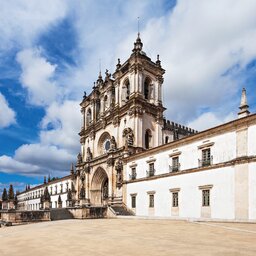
126 130 237 180
126 166 236 219
125 119 256 221
17 178 72 210
249 162 256 220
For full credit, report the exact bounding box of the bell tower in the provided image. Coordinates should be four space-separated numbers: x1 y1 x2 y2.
112 33 166 150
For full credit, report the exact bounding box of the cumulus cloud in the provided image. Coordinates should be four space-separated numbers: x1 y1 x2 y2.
16 48 61 106
0 93 16 128
133 0 256 125
0 155 40 175
0 0 67 52
187 112 236 131
1 0 256 179
0 100 80 177
40 100 81 153
14 144 75 172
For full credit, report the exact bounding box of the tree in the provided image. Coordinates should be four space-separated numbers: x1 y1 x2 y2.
2 188 8 201
8 184 14 200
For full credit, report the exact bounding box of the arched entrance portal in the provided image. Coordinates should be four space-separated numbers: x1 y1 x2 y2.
91 167 109 206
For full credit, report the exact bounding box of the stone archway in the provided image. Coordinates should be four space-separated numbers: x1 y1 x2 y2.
90 167 109 206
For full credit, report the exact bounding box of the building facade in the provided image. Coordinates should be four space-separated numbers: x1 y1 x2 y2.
15 36 256 221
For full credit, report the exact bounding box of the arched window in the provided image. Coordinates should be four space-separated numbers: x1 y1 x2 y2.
86 108 92 126
123 79 130 102
165 136 169 144
96 99 101 120
144 78 151 100
145 129 152 149
104 95 108 111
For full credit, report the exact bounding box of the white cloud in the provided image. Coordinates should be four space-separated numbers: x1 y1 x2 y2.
0 0 67 51
0 93 16 128
40 100 81 153
14 144 74 173
111 0 256 128
16 48 61 106
0 155 40 175
0 100 80 176
187 112 236 131
1 0 256 178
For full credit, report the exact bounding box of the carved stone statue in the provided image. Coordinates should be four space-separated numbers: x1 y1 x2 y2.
77 153 82 164
127 133 134 146
115 158 123 172
115 158 123 187
86 147 93 161
110 136 117 150
79 185 85 199
123 127 134 147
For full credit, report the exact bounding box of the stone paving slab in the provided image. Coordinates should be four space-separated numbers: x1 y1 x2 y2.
0 219 256 256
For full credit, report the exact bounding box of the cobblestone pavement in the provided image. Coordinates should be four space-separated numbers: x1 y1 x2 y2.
0 219 256 256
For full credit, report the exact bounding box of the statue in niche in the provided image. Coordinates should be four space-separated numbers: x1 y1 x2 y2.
79 185 85 199
77 153 82 164
123 127 134 147
86 147 93 161
67 189 72 201
110 136 117 150
115 158 123 185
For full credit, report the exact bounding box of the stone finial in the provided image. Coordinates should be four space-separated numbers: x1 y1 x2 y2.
116 58 121 70
156 54 161 67
238 88 250 118
70 163 74 175
132 33 143 53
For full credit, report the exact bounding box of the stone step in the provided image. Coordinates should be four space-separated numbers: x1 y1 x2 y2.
110 205 134 216
50 208 74 221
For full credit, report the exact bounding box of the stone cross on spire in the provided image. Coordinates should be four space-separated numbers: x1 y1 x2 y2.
238 88 250 118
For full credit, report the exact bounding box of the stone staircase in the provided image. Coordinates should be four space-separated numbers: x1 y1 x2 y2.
50 208 74 221
110 205 134 216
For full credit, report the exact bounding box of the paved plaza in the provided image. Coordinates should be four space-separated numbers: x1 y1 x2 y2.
0 219 256 256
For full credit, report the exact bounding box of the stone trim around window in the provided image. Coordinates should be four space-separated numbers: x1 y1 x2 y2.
147 190 156 195
197 142 215 150
169 188 181 193
146 157 156 163
129 163 138 168
169 151 182 158
198 184 213 190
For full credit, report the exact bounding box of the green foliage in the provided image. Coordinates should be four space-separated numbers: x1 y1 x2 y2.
8 184 14 200
2 188 8 201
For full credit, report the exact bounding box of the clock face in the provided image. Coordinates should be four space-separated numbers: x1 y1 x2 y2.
104 140 110 152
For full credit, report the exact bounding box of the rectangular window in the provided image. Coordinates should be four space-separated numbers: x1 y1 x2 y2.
131 168 137 180
202 189 210 206
149 194 154 208
172 192 179 207
172 157 179 172
148 163 155 177
131 195 136 208
202 148 211 166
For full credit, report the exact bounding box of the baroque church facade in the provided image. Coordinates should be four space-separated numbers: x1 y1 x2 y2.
15 35 256 222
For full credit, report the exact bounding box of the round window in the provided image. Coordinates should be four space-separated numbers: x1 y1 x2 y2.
104 140 110 151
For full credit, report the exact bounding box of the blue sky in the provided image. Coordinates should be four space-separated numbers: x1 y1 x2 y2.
0 0 256 194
